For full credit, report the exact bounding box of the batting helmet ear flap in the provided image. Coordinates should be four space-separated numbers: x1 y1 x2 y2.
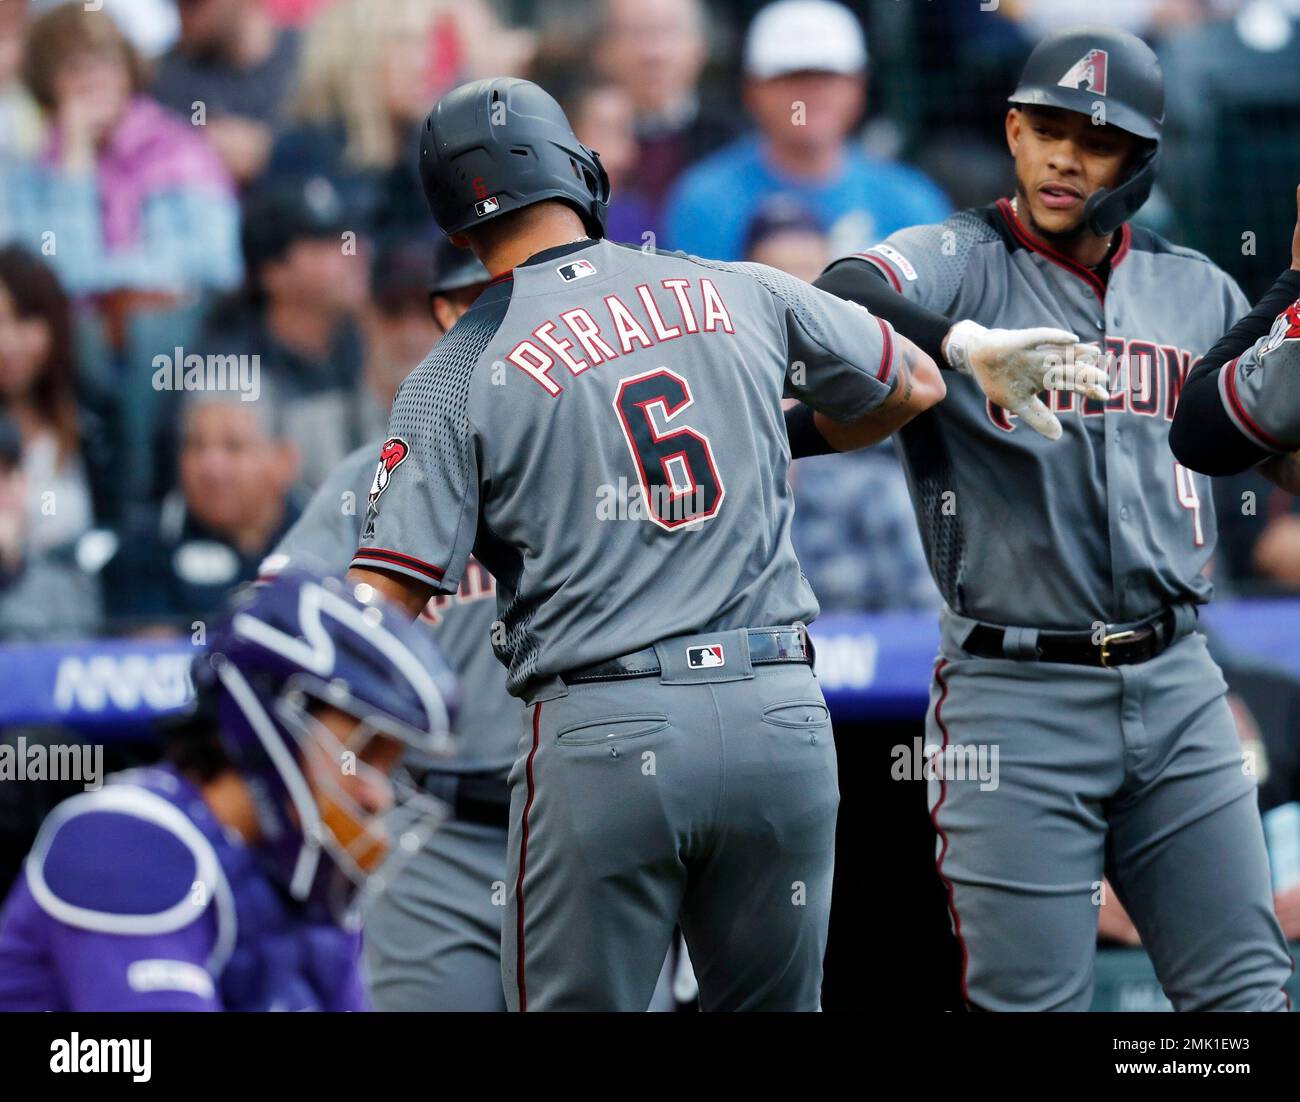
582 145 612 238
1084 142 1160 237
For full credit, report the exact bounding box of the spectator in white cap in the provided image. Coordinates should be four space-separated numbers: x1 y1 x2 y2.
663 0 950 261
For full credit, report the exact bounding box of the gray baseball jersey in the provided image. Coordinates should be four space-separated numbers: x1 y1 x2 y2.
266 442 517 777
351 238 898 697
836 199 1250 630
1218 295 1300 454
839 199 1290 1012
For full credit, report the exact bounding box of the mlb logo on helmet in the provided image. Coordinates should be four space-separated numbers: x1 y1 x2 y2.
1058 48 1108 95
475 196 500 217
687 644 725 669
558 259 597 282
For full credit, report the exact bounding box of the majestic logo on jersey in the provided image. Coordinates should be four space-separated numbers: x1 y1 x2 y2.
1058 49 1109 95
474 196 500 217
1259 298 1300 360
686 644 724 669
558 259 597 283
362 438 409 539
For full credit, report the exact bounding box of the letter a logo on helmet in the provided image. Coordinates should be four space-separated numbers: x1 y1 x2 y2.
1058 48 1108 95
1010 26 1164 235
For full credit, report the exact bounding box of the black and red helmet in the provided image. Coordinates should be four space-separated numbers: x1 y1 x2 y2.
418 77 610 240
1009 26 1165 236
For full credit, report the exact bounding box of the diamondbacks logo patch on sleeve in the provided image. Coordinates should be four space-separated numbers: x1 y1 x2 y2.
1260 299 1300 360
363 437 408 539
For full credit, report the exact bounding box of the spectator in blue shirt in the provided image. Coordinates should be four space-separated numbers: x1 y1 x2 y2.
663 0 950 261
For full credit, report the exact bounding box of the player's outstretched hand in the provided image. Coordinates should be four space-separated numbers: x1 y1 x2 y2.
943 320 1109 441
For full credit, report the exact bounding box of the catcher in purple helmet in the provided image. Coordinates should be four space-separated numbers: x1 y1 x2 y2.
0 571 458 1011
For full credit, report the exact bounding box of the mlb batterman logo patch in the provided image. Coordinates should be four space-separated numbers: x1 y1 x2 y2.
687 644 725 669
475 196 500 217
558 259 597 282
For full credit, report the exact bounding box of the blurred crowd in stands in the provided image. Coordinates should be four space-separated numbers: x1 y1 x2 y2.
0 0 1298 644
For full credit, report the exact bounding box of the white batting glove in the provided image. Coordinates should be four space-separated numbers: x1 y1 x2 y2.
944 320 1110 441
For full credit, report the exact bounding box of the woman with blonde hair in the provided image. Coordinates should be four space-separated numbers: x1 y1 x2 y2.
267 0 535 238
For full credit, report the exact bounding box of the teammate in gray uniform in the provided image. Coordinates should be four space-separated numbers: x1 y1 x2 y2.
268 447 517 1011
341 77 956 1013
1171 184 1300 495
348 79 1100 1012
814 26 1293 1011
262 245 519 1011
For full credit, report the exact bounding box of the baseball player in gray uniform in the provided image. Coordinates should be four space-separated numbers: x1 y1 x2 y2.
1171 184 1300 495
267 442 685 1012
347 79 1099 1012
260 245 519 1010
342 77 958 1013
812 26 1293 1011
266 448 517 1011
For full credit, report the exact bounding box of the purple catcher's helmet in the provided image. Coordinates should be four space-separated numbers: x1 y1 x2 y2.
192 571 459 922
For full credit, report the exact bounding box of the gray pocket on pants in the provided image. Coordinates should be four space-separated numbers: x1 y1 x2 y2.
761 699 831 730
555 713 670 746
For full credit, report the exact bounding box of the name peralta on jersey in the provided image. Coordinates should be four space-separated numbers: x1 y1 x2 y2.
834 198 1250 630
351 239 898 696
1219 297 1300 455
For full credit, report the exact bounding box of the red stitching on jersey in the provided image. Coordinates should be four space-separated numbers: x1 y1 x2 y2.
876 316 894 384
930 659 971 1007
515 702 542 1012
996 198 1130 301
486 270 514 287
1223 356 1285 451
351 547 446 582
856 251 902 293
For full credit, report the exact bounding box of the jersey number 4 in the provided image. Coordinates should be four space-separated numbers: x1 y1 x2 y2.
613 368 725 531
1174 462 1206 547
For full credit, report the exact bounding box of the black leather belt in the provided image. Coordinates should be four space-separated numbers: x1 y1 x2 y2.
561 626 812 685
963 607 1182 668
415 772 510 829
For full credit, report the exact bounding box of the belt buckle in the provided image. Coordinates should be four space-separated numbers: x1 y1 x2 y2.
1099 629 1138 668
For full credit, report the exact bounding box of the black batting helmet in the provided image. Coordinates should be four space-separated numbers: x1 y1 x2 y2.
1009 26 1165 237
418 78 610 240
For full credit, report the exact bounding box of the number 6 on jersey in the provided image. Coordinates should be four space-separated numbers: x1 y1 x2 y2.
613 368 725 531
